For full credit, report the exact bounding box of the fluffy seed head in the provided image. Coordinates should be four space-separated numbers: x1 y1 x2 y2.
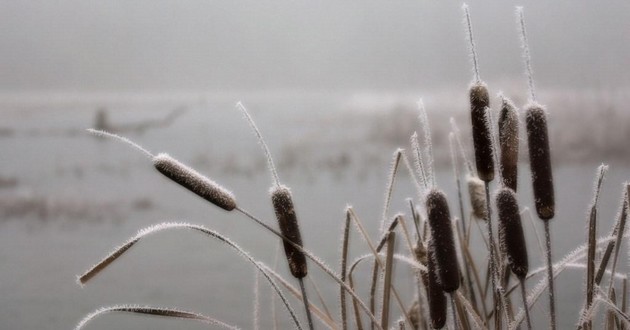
467 175 487 220
469 82 495 182
496 188 528 279
426 245 447 329
153 153 236 211
271 185 307 278
498 97 520 191
525 104 555 220
426 189 460 292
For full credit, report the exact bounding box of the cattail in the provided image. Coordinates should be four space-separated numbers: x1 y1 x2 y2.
467 175 487 220
271 185 307 278
496 188 528 278
153 153 236 211
498 96 520 191
426 189 460 292
469 83 495 182
525 104 554 220
427 245 447 329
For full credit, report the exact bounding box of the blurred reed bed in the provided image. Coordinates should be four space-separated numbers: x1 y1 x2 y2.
74 4 630 330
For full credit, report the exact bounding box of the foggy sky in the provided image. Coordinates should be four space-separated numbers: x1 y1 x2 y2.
1 1 629 92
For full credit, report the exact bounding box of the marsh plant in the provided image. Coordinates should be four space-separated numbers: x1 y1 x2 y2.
76 5 630 330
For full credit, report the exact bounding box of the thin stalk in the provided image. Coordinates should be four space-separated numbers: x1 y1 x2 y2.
340 209 351 330
381 231 396 329
519 279 532 330
544 221 556 330
299 278 315 330
484 182 501 327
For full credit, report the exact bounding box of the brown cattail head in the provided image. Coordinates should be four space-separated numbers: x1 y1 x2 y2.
496 188 528 279
525 104 555 220
153 153 236 211
469 82 495 182
427 245 447 329
467 174 488 220
426 189 460 292
498 97 520 191
271 185 307 278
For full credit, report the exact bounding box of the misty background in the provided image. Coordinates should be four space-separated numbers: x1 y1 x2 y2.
1 0 629 94
1 2 630 329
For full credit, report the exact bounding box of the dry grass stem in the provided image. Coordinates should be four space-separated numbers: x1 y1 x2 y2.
75 305 239 330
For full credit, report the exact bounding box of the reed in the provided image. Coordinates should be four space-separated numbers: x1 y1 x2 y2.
496 188 528 280
426 189 460 293
469 83 495 183
524 105 555 221
427 245 447 329
154 153 237 211
271 185 308 279
498 96 519 192
496 188 531 329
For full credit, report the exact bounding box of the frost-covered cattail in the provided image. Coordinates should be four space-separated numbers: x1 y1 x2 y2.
427 245 447 329
498 96 520 191
496 188 528 278
153 153 237 211
85 130 238 212
469 83 495 182
271 185 307 279
426 189 460 292
467 174 487 220
525 104 554 220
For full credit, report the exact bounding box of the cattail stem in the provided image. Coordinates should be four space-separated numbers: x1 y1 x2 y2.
544 221 556 330
516 7 536 103
236 101 281 187
299 278 315 330
340 209 351 330
381 231 396 330
484 182 503 326
519 279 532 330
462 4 481 83
417 100 435 187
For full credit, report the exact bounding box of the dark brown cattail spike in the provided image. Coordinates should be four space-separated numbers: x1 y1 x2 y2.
525 104 555 220
271 185 307 279
496 188 528 279
426 189 460 293
469 83 495 182
153 153 237 211
427 245 447 329
498 96 520 191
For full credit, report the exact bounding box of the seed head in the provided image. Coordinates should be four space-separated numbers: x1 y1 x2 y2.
426 189 460 292
525 104 555 220
469 82 495 182
153 153 236 211
271 185 307 278
496 188 528 279
498 96 520 191
427 245 447 329
467 175 488 220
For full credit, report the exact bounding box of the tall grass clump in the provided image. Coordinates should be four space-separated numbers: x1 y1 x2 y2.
75 4 630 330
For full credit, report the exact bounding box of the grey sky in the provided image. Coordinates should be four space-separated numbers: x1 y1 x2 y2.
1 1 629 92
